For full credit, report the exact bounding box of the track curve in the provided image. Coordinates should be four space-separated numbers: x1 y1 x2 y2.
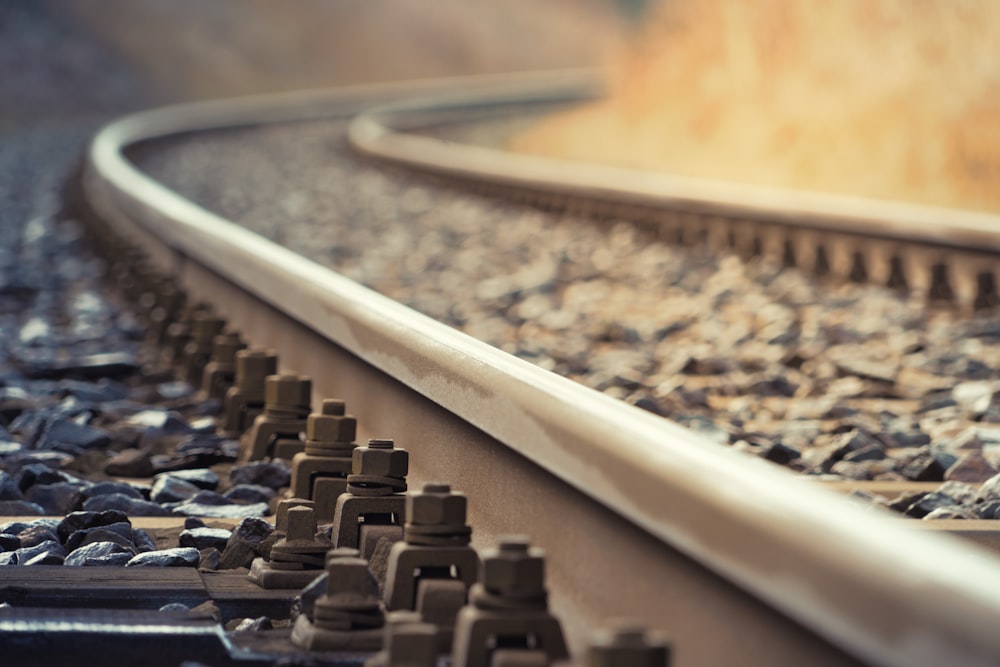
81 71 1000 667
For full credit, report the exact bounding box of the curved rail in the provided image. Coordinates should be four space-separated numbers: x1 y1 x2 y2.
82 72 1000 666
349 85 1000 308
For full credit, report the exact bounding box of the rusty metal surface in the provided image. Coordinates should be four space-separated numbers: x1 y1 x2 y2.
81 74 1000 666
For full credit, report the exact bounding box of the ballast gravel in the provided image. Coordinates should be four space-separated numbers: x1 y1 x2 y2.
132 120 1000 495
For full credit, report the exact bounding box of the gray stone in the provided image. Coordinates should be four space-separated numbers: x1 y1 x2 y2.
222 484 275 505
198 548 221 570
23 549 66 565
945 452 998 484
76 481 145 503
64 540 137 566
125 547 200 567
172 501 269 519
229 460 291 490
218 517 274 569
0 500 45 515
0 470 22 500
65 523 136 552
57 510 131 543
104 448 154 477
159 603 191 613
24 481 87 515
39 418 111 450
179 527 231 551
158 469 219 490
133 528 158 552
151 475 200 504
83 493 176 516
15 540 65 565
976 473 1000 503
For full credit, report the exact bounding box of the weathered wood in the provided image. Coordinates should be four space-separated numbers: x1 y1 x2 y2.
200 570 301 620
0 566 210 610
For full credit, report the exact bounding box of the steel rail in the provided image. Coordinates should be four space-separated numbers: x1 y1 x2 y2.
81 72 1000 667
348 85 1000 254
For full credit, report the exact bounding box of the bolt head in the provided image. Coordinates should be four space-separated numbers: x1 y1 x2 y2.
265 374 312 408
236 350 277 383
325 556 379 600
407 483 466 526
308 413 356 442
482 537 546 597
353 444 408 477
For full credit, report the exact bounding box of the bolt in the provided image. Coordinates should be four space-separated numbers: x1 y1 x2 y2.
285 505 318 542
274 498 315 533
265 374 312 412
352 439 408 477
589 623 671 667
210 332 246 364
235 349 278 393
407 482 467 526
324 553 380 601
481 535 546 599
307 411 356 443
321 399 346 416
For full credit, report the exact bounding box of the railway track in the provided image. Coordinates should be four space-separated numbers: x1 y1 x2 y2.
9 71 1000 666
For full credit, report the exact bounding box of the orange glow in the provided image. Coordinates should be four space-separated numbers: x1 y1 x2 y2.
513 1 1000 212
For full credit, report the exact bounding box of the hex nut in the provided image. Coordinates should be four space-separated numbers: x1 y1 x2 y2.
590 625 671 667
482 537 546 597
236 350 278 389
324 556 380 601
308 413 356 443
407 483 466 526
352 444 409 478
265 374 312 409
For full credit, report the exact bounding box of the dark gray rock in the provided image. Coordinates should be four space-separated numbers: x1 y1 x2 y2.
82 493 176 516
15 540 65 565
0 470 22 500
75 481 145 504
184 517 206 529
24 481 87 514
976 473 1000 502
198 547 221 570
945 452 998 484
761 442 800 465
218 517 274 569
0 500 45 515
158 469 218 491
179 527 231 551
159 603 191 613
903 491 955 518
133 528 158 553
229 460 291 490
65 523 136 552
64 540 137 566
57 379 130 403
57 510 130 543
899 451 946 482
17 463 82 492
231 617 273 633
151 475 200 504
0 534 19 551
23 549 66 565
16 524 59 548
923 506 978 520
976 500 1000 519
223 484 275 505
125 547 200 567
38 418 111 450
103 448 154 477
169 500 269 519
295 572 327 621
842 444 887 463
